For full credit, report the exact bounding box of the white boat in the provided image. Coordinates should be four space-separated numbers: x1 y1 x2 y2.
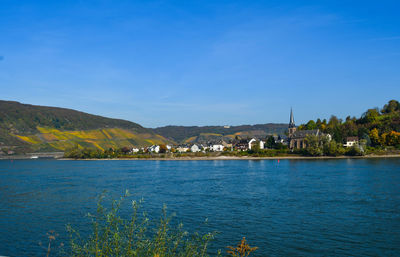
30 156 39 159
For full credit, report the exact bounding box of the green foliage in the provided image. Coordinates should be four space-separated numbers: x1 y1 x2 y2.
305 120 317 130
381 100 400 114
303 135 323 156
65 191 222 257
0 100 147 134
361 108 380 124
265 136 276 149
323 140 345 156
369 128 381 146
248 141 261 154
345 145 364 156
297 100 400 150
0 101 172 153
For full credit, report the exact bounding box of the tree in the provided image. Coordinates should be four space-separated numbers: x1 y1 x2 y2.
328 115 341 127
305 120 317 130
265 136 275 149
323 140 345 156
382 131 400 146
121 146 131 154
316 118 322 128
297 124 306 130
345 145 364 156
381 100 400 113
248 141 261 153
359 130 371 146
159 144 168 153
304 135 323 156
369 128 381 146
362 108 380 123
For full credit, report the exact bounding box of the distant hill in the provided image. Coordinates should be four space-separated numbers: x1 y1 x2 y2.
152 124 288 144
0 100 172 153
0 100 289 154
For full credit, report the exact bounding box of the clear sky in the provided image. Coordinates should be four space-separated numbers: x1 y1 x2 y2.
1 0 399 128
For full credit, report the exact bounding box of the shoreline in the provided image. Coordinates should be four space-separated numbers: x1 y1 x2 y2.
60 154 400 161
2 154 400 161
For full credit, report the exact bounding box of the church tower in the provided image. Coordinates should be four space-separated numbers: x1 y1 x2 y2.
288 108 296 137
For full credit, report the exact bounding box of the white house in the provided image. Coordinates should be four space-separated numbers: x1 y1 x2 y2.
248 138 256 150
148 145 160 153
248 138 265 150
212 144 224 152
191 144 201 152
344 137 359 147
131 148 139 153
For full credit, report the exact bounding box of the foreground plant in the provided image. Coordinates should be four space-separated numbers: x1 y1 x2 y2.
227 237 258 257
64 191 221 257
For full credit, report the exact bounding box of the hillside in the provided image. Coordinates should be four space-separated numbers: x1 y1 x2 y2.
297 100 400 145
0 101 172 153
153 124 288 144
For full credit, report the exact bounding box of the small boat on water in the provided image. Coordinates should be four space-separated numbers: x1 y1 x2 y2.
30 156 39 159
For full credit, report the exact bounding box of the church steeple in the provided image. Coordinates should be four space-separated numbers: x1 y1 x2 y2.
289 108 295 128
288 108 296 137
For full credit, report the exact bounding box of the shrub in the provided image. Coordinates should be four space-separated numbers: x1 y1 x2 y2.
345 145 364 156
323 140 345 156
64 191 222 257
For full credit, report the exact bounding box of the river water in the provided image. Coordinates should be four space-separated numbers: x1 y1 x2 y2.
0 159 399 256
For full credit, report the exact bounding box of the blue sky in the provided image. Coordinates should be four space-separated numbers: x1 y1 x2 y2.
0 0 399 127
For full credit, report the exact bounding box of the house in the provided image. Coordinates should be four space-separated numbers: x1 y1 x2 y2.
176 146 189 153
248 138 265 150
287 109 331 149
212 144 224 152
148 145 160 153
344 137 359 147
221 140 233 149
191 144 201 152
233 139 249 151
274 135 285 144
131 148 139 153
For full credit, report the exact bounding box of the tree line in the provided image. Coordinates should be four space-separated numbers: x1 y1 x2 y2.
297 100 400 153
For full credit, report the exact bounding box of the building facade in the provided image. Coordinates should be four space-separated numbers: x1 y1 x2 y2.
287 109 326 149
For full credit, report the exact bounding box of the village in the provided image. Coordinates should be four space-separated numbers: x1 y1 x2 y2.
130 109 359 155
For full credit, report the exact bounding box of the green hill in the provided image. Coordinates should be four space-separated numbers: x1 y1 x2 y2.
152 124 288 144
0 100 172 153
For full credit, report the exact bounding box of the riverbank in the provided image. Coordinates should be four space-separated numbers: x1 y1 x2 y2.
2 153 400 161
56 154 400 161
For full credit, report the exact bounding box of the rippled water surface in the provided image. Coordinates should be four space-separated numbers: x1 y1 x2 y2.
0 159 400 256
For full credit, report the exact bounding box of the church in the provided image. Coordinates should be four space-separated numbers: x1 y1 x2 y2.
287 109 325 149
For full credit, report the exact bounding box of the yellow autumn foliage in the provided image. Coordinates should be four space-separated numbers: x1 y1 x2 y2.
14 126 171 151
184 136 197 143
15 135 41 144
